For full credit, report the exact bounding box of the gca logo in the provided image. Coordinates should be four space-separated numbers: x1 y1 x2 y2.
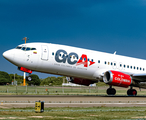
55 49 95 67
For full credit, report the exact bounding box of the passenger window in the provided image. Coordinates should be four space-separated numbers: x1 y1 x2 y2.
98 60 100 63
73 56 75 59
80 57 82 60
140 67 142 70
120 64 122 67
127 65 129 68
88 59 90 61
52 52 54 55
91 59 93 62
108 62 110 65
124 65 126 68
130 66 132 69
137 67 139 70
143 68 145 71
134 66 135 69
105 61 107 64
114 63 116 66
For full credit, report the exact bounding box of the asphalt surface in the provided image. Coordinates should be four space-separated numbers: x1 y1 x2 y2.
0 95 146 108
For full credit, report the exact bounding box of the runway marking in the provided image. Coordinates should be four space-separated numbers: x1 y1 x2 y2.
0 109 145 112
2 103 146 105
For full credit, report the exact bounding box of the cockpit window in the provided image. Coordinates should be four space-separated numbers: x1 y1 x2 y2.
16 46 22 49
26 47 31 51
22 47 26 50
31 48 36 50
16 46 37 51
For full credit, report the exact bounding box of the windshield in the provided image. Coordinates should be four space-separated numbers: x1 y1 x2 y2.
15 46 37 51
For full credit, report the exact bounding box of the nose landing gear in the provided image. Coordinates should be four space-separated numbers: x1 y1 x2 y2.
26 73 32 81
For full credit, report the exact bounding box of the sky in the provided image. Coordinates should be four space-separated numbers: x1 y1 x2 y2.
0 0 146 78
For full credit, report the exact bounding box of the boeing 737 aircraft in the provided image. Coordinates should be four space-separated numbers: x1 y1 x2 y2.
3 43 146 96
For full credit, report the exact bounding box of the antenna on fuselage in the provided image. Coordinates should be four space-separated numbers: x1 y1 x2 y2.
22 37 29 86
22 37 29 44
114 51 116 55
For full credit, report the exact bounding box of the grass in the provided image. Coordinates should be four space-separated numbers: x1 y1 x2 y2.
0 107 146 119
0 85 100 95
0 84 145 119
0 85 146 96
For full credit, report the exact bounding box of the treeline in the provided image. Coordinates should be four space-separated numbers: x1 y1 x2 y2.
0 71 66 86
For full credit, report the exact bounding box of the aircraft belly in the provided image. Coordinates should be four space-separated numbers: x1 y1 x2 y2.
37 62 95 79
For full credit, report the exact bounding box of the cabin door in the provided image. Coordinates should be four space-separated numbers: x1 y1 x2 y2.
41 45 49 60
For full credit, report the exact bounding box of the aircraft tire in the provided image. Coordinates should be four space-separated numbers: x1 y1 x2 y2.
107 88 116 95
27 76 32 81
127 89 137 96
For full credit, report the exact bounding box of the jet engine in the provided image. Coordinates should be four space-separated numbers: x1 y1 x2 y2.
67 77 95 86
103 70 132 87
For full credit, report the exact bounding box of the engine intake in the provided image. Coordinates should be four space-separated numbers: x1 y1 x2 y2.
103 70 132 88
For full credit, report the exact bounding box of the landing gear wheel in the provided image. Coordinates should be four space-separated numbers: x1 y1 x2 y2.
107 88 116 95
26 76 32 81
28 76 32 81
127 89 137 96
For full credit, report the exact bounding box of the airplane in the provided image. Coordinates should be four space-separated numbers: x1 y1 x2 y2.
3 42 146 96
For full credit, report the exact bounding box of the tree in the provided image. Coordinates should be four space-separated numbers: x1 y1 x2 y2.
9 74 23 85
0 71 11 85
27 74 41 86
40 77 55 86
40 76 66 86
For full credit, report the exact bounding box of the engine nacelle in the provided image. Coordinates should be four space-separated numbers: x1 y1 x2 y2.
67 77 95 86
103 70 132 88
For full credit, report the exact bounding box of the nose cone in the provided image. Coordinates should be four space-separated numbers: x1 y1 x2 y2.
3 50 14 62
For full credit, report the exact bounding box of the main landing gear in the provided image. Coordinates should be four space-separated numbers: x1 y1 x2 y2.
106 86 137 96
106 86 116 95
127 87 137 96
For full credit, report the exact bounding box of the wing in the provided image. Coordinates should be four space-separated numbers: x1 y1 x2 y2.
132 73 146 82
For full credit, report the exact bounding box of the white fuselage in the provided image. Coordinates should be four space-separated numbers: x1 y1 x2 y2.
3 43 146 81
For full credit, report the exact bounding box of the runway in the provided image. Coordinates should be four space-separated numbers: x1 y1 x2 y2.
0 95 146 108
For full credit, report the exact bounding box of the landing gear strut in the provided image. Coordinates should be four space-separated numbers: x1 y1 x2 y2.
127 87 137 96
107 86 116 95
26 73 32 81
